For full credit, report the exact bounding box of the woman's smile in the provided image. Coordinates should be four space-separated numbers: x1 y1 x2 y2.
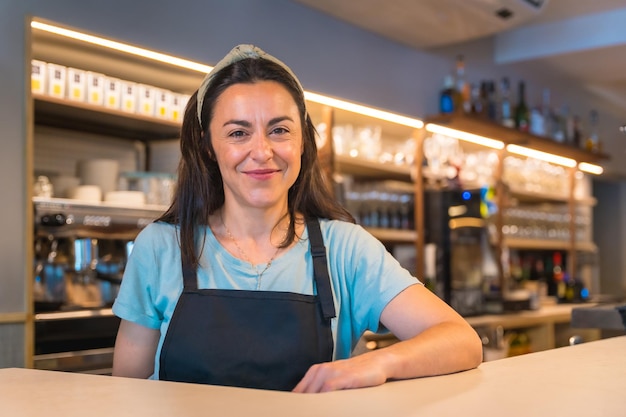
243 167 282 181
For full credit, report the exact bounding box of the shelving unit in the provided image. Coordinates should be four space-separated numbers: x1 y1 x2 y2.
33 94 181 140
26 20 207 370
419 114 607 293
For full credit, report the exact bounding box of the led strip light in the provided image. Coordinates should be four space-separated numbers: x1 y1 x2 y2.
31 19 602 174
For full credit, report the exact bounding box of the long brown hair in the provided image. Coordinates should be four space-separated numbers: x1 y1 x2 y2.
158 58 354 270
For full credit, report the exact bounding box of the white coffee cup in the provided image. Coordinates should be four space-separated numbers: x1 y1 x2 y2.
77 159 119 195
51 175 81 198
69 185 102 203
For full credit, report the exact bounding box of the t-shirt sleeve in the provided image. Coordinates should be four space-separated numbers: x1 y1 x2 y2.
112 224 165 329
328 222 422 336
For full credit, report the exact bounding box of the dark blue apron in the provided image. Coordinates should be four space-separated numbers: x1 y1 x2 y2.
159 218 335 391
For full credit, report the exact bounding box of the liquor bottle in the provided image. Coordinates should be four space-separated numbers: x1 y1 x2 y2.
439 75 455 114
533 256 548 300
470 82 482 115
552 251 566 301
571 114 583 148
564 106 576 145
472 80 490 118
514 80 530 132
529 106 544 137
499 77 514 128
454 55 471 114
585 110 600 152
541 89 559 139
530 88 551 137
552 105 568 143
486 81 497 121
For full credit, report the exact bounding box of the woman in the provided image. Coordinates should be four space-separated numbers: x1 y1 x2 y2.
112 44 482 393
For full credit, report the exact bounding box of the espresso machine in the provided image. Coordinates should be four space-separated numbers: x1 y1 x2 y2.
423 188 498 317
32 197 164 374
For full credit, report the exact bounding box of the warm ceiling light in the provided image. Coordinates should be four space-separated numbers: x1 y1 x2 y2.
31 20 213 73
506 144 577 167
425 123 504 149
578 162 604 175
32 20 425 130
304 92 424 129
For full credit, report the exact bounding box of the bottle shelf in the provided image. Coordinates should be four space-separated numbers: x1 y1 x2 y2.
427 113 609 164
503 237 597 252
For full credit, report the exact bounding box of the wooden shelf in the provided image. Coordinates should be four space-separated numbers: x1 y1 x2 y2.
504 237 597 252
335 154 412 181
34 94 181 140
507 187 569 204
507 187 596 206
365 227 416 243
427 113 609 165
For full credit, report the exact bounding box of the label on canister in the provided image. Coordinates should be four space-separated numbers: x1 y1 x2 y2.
86 72 105 106
104 77 121 110
46 63 67 98
31 60 47 95
155 88 172 120
120 81 137 114
137 84 155 117
67 68 86 102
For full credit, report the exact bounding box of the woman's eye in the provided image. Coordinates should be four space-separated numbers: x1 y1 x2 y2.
229 130 247 138
271 127 289 135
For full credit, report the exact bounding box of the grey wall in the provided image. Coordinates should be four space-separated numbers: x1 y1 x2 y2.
1 0 624 367
594 180 626 296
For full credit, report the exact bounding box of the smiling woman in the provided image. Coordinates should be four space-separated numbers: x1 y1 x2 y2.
110 44 483 393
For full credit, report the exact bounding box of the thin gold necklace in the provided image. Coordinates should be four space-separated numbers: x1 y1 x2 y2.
221 215 284 290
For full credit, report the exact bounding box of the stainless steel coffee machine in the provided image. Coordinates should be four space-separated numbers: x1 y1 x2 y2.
423 188 499 317
32 197 164 374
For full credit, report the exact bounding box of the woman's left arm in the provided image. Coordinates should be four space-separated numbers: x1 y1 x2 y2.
293 284 483 393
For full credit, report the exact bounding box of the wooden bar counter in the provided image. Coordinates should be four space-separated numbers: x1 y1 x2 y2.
1 336 624 417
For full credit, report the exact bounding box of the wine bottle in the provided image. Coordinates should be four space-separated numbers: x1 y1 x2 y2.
541 88 556 138
514 80 530 132
439 75 454 114
585 110 600 152
499 77 514 128
454 55 471 114
552 251 566 301
486 81 497 121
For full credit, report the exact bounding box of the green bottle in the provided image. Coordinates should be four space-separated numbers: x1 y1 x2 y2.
514 81 530 133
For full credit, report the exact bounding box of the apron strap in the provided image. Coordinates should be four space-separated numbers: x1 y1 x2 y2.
306 218 337 320
182 261 198 290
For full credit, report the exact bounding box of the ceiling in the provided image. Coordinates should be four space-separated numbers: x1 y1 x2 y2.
292 0 626 116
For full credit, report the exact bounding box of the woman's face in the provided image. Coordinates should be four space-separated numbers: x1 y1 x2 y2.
209 80 303 211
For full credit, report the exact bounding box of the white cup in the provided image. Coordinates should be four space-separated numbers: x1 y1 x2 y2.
51 175 81 198
77 159 119 195
69 185 102 203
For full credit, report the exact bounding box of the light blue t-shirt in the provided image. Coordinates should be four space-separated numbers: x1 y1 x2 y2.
112 218 420 379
